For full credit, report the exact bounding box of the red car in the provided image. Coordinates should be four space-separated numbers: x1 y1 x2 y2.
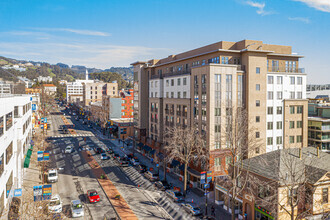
87 190 100 203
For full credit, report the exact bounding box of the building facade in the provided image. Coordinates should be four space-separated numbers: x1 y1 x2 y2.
37 76 52 82
0 95 32 216
82 82 118 106
132 39 308 184
43 84 57 95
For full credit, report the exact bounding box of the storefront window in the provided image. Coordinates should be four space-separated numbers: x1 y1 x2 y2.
6 112 13 131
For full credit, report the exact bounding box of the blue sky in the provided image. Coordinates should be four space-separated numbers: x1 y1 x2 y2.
0 0 329 83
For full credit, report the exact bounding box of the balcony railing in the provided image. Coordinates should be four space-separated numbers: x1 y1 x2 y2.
268 67 305 73
163 70 191 78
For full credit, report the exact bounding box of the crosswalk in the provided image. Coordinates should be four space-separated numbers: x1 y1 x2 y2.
50 133 95 138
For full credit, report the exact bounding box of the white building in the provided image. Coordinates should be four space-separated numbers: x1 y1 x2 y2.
0 95 32 214
66 70 94 103
0 82 11 95
43 84 57 95
37 76 52 83
17 77 34 88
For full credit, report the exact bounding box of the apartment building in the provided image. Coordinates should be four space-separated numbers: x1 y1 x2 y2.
132 39 308 185
0 95 32 216
43 84 57 95
82 82 118 106
0 82 11 95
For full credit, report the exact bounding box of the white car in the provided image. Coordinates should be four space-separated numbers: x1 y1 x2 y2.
130 158 140 166
65 146 73 153
71 199 84 218
47 169 58 183
48 194 62 213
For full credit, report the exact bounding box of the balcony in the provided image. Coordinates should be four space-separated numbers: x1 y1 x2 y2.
150 74 161 79
267 67 305 73
163 70 190 78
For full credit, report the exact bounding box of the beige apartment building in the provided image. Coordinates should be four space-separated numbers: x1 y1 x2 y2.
131 39 308 187
82 82 118 106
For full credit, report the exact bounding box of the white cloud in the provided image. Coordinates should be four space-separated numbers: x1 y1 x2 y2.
293 0 330 12
0 42 168 68
31 28 111 36
246 1 274 15
288 16 311 23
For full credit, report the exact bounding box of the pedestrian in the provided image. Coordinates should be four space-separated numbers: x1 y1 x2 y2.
151 158 153 164
244 212 247 220
211 205 215 217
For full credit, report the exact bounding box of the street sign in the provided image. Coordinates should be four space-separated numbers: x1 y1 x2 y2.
37 151 44 161
14 189 22 197
40 124 44 129
42 185 52 200
43 151 50 161
207 171 213 183
201 171 206 184
156 164 159 168
33 185 43 201
44 123 48 130
32 104 36 111
204 183 210 189
44 117 47 123
41 118 44 123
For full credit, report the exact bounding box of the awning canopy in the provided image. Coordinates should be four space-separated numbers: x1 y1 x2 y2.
187 167 201 178
24 157 30 168
150 150 156 155
171 159 180 167
143 145 152 152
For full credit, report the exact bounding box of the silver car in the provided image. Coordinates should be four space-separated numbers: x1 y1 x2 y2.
71 200 84 218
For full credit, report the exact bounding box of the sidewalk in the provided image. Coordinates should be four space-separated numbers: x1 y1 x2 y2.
106 137 231 220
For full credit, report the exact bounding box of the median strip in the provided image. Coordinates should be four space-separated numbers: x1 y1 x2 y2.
81 151 138 220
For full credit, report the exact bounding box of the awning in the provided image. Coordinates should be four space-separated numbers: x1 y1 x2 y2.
24 157 30 168
137 143 144 148
143 145 152 152
179 164 185 171
150 150 156 155
187 167 201 178
171 160 180 167
26 149 32 159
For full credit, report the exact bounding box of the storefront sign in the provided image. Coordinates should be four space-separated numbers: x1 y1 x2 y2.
33 185 43 201
207 171 213 183
43 151 50 161
42 185 52 200
37 151 44 161
255 205 274 220
201 172 206 184
244 194 253 202
14 189 22 197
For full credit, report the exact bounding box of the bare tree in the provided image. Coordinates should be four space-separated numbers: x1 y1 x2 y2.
215 107 262 220
164 125 208 196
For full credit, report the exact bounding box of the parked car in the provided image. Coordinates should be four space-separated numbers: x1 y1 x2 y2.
106 148 114 154
119 157 129 167
87 190 100 203
48 195 62 213
71 200 84 218
47 169 58 183
130 158 140 166
136 164 147 173
144 171 159 182
154 180 171 191
65 146 73 153
165 190 185 202
113 153 120 159
181 202 202 216
88 124 93 128
94 147 105 154
100 153 110 160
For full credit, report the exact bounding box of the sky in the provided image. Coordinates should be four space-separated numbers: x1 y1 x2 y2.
0 0 329 84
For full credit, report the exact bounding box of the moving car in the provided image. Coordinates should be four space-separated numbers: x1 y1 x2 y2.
144 171 159 182
94 147 105 154
87 190 100 203
71 199 84 218
154 180 171 191
65 146 73 153
130 158 140 166
106 148 114 154
181 202 202 216
136 164 147 173
119 157 129 167
165 190 185 202
48 195 62 213
113 153 120 159
47 169 58 183
100 153 110 160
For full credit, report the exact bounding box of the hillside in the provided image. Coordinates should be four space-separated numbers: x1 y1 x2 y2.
89 72 131 89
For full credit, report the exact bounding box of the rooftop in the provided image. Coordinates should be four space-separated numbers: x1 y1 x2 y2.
43 84 56 87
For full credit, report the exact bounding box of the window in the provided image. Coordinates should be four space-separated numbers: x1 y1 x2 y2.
90 96 92 99
267 122 273 130
155 81 158 88
277 76 283 84
322 188 328 204
267 137 273 145
297 92 302 99
290 121 295 129
215 142 221 149
297 77 302 85
289 136 295 143
256 132 260 138
183 92 187 98
268 76 273 84
151 81 153 88
171 79 174 86
171 92 174 98
215 108 221 116
267 107 273 115
151 92 153 98
290 77 295 85
290 92 295 99
277 136 282 144
177 78 181 86
215 125 221 133
258 186 270 199
0 154 3 177
202 59 206 65
95 86 97 90
277 92 283 100
255 147 260 154
268 92 273 100
297 106 303 113
222 57 229 64
214 157 221 166
166 80 169 87
256 100 260 107
6 112 13 131
277 106 282 114
0 116 3 137
277 121 283 129
155 92 158 97
225 156 232 169
256 84 260 91
290 106 295 114
288 188 298 204
166 92 169 98
177 92 181 98
297 121 302 128
256 67 260 74
256 116 260 122
6 142 13 164
183 78 187 85
297 135 302 143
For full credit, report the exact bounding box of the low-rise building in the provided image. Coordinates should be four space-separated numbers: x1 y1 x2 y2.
109 118 133 140
37 76 52 82
82 82 118 106
0 82 11 94
43 84 57 95
0 95 32 216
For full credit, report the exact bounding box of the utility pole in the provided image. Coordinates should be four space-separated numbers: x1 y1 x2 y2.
41 84 45 184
